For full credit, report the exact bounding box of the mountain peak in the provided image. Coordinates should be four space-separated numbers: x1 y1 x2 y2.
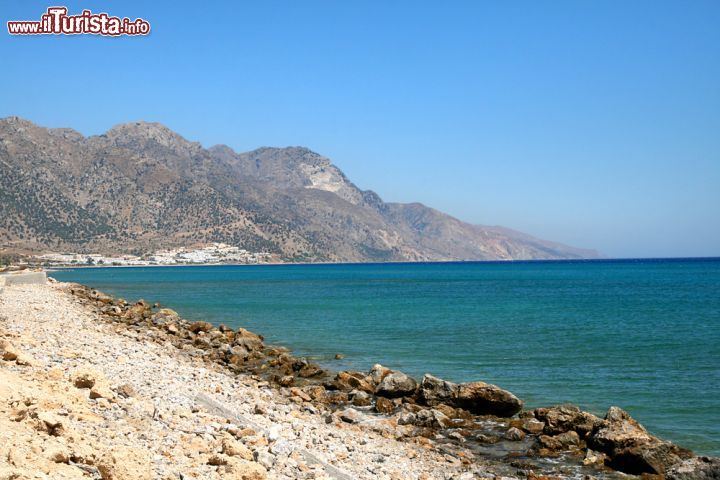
102 121 201 154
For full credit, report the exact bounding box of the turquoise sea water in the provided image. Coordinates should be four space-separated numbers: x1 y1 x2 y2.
52 259 720 455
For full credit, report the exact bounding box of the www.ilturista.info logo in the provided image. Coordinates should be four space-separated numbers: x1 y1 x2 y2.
7 7 150 36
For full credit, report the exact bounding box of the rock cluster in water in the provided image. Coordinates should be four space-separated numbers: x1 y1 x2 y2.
67 283 718 478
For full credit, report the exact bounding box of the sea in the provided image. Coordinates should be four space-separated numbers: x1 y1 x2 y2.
51 258 720 456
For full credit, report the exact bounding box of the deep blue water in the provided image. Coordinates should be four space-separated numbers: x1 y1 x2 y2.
52 259 720 455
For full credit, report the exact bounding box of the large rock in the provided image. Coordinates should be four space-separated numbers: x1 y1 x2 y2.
588 407 692 475
222 458 267 480
375 371 418 398
37 412 65 436
337 407 362 424
419 374 457 406
666 456 720 480
504 427 526 441
334 371 375 393
588 406 652 452
221 437 253 461
189 321 213 333
233 328 264 351
152 308 179 326
0 339 19 361
367 364 391 385
538 432 581 450
374 396 395 414
531 404 601 437
455 381 523 417
413 408 452 428
418 373 523 417
98 447 152 480
514 417 545 434
71 367 105 389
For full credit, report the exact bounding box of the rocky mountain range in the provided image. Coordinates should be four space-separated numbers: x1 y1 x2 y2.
0 116 599 262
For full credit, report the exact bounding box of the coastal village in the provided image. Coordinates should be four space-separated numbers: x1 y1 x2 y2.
29 243 276 267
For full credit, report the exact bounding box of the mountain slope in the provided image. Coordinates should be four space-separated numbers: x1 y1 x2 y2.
0 117 599 261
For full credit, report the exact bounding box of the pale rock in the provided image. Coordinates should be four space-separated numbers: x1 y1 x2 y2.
37 412 65 436
222 437 254 461
367 364 391 385
503 427 526 441
222 457 268 480
97 447 152 480
71 367 105 389
375 371 418 398
0 339 19 361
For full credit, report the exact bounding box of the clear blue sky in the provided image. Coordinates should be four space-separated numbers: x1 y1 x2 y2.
1 1 719 258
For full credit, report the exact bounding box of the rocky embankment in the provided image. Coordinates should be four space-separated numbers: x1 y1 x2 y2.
0 280 718 479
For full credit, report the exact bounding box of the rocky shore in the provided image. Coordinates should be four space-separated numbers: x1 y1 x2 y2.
0 279 717 479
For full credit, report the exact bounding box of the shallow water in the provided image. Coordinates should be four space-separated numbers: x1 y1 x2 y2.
52 258 720 455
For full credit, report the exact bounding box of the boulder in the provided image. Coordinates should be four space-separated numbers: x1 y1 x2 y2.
454 381 523 417
297 363 324 378
227 346 250 365
587 407 692 475
89 382 115 401
302 385 327 403
115 384 136 398
222 437 254 461
46 445 71 463
90 290 113 304
189 321 213 333
417 373 523 417
515 417 545 434
504 427 526 441
367 364 391 385
397 412 417 425
326 391 349 404
419 374 457 406
374 397 395 415
351 390 372 407
234 328 264 351
14 352 35 366
532 404 601 437
666 456 720 480
0 339 19 361
588 406 652 453
554 430 580 447
413 409 452 428
334 371 374 393
222 457 267 480
37 412 65 436
152 308 179 325
71 368 104 389
278 375 294 387
375 371 418 398
583 449 608 466
538 434 563 450
608 440 690 475
97 447 152 480
104 305 122 316
337 408 362 424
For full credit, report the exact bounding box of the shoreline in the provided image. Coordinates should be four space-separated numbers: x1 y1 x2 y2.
30 255 720 271
0 278 717 479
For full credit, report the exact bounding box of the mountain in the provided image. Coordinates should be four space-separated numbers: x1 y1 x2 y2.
0 117 599 262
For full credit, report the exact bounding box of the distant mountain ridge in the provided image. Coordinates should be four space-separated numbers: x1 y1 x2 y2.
0 116 600 262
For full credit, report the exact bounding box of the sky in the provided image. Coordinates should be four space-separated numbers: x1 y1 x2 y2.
1 1 719 258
